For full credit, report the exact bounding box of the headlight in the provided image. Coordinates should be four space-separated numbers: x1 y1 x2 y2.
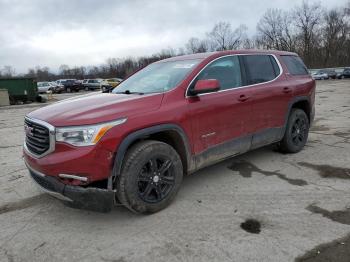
55 118 127 146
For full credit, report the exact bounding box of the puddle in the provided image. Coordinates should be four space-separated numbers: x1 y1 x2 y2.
295 234 350 262
297 205 350 261
240 219 261 234
0 195 44 215
298 162 350 179
306 204 350 225
228 160 308 186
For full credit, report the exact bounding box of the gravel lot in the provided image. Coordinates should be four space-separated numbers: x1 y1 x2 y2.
0 81 350 262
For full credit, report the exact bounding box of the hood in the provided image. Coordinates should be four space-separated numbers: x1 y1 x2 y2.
27 93 163 126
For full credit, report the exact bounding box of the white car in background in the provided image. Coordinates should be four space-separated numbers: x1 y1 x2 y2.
37 82 54 93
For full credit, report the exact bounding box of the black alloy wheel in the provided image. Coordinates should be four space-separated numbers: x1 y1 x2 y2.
138 157 175 203
116 140 183 214
278 108 309 153
290 117 308 147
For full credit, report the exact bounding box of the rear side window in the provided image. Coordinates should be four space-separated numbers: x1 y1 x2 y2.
242 55 278 85
281 55 308 75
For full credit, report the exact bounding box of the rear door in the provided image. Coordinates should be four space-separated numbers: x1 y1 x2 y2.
241 54 291 149
187 55 253 168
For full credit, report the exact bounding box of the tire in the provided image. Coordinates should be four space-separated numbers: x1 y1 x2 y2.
278 108 309 153
116 140 183 214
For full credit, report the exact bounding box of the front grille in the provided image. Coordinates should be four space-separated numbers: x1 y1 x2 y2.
25 118 50 156
29 170 56 192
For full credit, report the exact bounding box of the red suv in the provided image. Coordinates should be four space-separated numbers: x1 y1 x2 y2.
23 50 315 213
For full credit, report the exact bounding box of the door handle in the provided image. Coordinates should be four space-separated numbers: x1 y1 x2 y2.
283 87 292 93
238 94 249 102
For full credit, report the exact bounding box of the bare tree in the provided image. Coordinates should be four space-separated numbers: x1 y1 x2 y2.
177 47 186 56
1 66 15 77
208 22 247 51
35 66 50 80
257 9 296 51
26 68 36 78
186 37 209 53
322 8 348 66
59 64 70 77
293 0 323 67
159 48 177 58
242 38 256 49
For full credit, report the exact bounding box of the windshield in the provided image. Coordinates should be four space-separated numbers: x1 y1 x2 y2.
112 59 201 94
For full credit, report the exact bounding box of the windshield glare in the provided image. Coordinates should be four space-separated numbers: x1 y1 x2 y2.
112 59 201 94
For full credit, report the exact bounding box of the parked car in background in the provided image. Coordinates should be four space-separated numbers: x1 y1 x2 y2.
324 69 337 79
82 79 89 86
49 81 64 93
56 79 68 86
62 79 81 92
101 78 123 93
311 70 329 80
24 50 315 214
337 68 350 79
83 79 103 90
37 82 54 93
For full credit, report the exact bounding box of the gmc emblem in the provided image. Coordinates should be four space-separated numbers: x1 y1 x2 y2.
24 124 34 137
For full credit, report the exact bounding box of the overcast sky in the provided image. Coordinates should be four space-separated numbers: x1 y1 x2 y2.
0 0 347 74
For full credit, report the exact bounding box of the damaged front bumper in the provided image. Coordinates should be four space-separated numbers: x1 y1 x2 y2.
25 162 115 213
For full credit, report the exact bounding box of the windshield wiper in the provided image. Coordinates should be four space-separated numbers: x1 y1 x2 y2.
114 90 144 95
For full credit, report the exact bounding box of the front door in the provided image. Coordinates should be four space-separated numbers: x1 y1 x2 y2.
187 56 253 169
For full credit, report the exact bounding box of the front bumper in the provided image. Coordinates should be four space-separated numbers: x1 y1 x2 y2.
25 161 115 213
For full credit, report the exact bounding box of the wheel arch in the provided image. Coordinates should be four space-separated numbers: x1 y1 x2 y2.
280 96 312 139
286 96 311 124
111 124 194 185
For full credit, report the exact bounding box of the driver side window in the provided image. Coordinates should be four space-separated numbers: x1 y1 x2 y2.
191 56 242 92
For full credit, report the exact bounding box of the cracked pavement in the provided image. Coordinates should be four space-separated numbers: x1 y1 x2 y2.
0 82 350 262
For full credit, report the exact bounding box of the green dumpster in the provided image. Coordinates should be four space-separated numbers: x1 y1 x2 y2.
0 77 38 104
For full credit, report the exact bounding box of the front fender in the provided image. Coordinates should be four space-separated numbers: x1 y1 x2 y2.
110 124 193 188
